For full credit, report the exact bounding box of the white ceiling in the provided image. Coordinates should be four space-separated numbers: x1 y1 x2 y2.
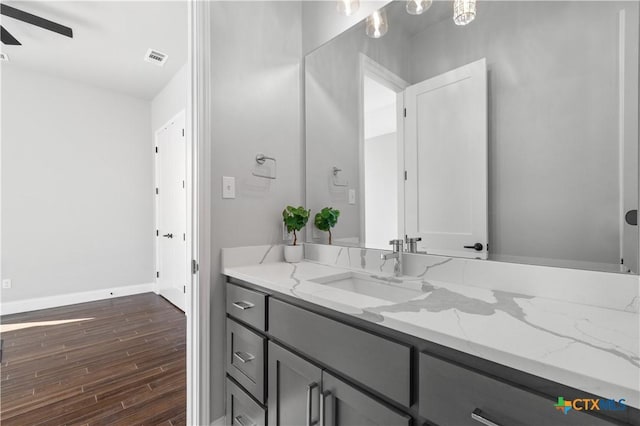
0 1 188 100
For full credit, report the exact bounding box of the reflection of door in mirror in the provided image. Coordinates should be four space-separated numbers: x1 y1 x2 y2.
405 58 488 259
360 55 408 249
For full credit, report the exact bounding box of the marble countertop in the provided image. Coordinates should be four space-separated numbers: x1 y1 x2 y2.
223 259 640 409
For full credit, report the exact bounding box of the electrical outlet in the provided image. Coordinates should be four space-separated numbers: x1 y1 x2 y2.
2 279 11 289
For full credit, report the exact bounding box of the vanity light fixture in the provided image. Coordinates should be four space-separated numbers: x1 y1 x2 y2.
365 9 388 39
406 0 432 15
453 0 477 26
336 0 360 16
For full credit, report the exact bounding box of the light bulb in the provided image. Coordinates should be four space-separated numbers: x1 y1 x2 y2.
336 0 360 17
406 0 432 16
365 9 388 39
453 0 476 26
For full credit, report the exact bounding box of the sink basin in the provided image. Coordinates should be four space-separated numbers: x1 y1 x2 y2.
309 271 423 303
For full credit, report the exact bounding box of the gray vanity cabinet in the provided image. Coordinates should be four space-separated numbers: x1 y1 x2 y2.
268 340 410 426
226 279 631 426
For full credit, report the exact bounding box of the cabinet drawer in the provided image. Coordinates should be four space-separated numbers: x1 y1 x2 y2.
269 298 411 407
419 353 615 426
227 282 267 331
227 318 266 402
226 377 266 426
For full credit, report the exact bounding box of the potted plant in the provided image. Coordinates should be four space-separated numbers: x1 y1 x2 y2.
282 205 310 263
314 207 340 245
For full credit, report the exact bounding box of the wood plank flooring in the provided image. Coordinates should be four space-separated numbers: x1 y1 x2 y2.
0 293 186 425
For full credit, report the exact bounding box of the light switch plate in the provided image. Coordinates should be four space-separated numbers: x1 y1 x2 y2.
2 279 11 289
348 189 356 205
222 176 236 199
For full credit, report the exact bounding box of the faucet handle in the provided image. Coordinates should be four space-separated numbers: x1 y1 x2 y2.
405 236 422 254
389 239 404 252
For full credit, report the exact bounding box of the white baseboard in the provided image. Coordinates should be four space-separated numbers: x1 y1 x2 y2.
211 416 225 426
0 282 156 316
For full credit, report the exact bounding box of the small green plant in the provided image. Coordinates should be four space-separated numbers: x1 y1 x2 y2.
314 207 340 245
282 206 310 246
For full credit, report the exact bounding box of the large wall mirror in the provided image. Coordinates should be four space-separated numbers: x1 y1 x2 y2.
305 0 640 274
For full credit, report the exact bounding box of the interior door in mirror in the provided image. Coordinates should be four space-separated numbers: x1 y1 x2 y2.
404 58 488 259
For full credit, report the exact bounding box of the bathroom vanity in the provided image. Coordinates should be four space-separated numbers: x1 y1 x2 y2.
222 245 640 426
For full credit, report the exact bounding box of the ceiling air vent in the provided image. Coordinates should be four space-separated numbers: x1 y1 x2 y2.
144 48 168 67
0 53 9 61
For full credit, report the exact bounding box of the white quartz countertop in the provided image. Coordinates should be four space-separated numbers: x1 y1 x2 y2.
223 260 640 409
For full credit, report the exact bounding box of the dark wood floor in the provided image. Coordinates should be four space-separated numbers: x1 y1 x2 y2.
0 293 186 426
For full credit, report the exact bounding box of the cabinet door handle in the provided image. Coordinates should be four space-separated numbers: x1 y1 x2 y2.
232 301 255 310
306 382 319 426
233 351 255 364
471 408 501 426
320 390 332 426
234 415 255 426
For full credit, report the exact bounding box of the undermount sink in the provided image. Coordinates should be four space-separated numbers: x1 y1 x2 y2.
309 271 423 303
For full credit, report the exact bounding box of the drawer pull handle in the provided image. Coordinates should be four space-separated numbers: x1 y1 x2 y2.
471 409 501 426
307 382 319 426
233 351 255 363
233 301 255 310
234 415 255 426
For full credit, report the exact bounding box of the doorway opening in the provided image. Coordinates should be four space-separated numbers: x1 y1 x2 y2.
360 55 408 249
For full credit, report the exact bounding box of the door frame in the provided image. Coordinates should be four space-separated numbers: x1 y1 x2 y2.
154 109 188 311
358 53 409 246
188 1 211 424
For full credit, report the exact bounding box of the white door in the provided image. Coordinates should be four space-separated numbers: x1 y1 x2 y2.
404 58 488 259
156 111 187 311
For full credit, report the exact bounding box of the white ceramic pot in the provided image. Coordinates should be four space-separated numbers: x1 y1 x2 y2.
284 244 304 263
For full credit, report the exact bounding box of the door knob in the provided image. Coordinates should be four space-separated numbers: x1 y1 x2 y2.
163 233 173 239
464 243 483 251
626 210 638 226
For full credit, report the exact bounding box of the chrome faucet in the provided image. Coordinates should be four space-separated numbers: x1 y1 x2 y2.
381 239 404 276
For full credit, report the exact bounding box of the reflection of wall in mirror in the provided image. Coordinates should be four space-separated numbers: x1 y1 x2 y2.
305 16 410 246
405 0 638 271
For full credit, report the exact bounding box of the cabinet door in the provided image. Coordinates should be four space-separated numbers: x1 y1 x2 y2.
321 372 411 426
268 341 322 426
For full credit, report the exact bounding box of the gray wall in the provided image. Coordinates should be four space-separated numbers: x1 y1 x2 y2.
1 66 155 302
408 0 638 266
209 1 302 420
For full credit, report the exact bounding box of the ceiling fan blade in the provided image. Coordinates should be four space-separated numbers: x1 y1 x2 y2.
1 4 73 38
1 26 21 45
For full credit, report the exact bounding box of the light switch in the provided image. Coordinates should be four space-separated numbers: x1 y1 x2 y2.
222 176 236 199
348 189 356 205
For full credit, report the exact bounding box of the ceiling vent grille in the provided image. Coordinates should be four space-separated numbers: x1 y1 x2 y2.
0 53 9 61
144 48 168 66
